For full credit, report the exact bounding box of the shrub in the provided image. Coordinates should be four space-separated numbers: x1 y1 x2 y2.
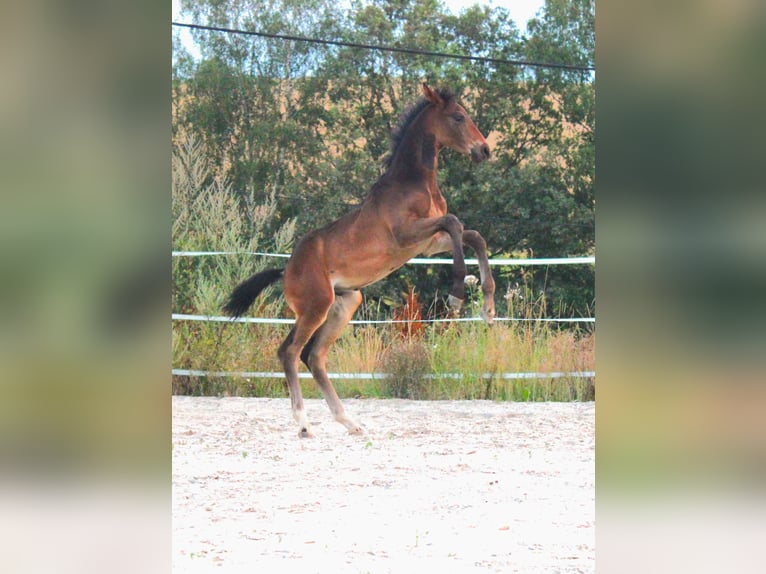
379 339 431 399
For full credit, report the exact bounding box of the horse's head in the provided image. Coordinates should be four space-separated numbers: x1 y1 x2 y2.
422 83 491 164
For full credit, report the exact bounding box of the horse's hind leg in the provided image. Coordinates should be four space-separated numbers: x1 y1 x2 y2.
277 295 333 438
301 289 364 435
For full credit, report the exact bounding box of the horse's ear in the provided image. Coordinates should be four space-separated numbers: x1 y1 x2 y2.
421 83 443 106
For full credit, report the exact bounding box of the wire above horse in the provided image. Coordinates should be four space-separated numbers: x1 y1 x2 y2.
224 83 495 438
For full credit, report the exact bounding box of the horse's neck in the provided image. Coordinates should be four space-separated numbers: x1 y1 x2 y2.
382 133 445 216
387 129 440 185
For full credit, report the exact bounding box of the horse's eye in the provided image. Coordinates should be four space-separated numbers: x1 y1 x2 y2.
452 112 465 123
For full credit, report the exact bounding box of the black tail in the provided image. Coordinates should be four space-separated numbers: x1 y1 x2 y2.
223 268 284 318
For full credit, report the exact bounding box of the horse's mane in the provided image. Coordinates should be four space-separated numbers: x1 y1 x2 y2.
383 87 455 169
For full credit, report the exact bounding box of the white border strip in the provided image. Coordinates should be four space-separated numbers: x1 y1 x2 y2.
172 369 595 380
172 251 594 266
171 313 595 325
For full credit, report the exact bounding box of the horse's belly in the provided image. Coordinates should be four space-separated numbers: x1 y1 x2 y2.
327 224 451 290
331 243 424 290
330 258 405 290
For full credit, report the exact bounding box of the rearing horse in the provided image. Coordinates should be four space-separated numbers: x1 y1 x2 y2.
224 84 496 437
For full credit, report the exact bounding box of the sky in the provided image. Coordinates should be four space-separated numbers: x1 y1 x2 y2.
172 0 546 60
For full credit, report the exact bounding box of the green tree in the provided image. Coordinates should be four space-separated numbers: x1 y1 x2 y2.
174 0 346 229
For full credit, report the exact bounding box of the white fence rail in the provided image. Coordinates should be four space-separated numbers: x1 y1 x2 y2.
172 369 595 380
172 250 595 267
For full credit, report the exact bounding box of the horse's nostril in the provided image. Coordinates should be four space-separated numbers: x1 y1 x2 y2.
482 144 491 159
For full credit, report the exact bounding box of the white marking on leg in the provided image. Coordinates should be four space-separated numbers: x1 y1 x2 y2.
293 408 314 438
345 419 364 436
335 411 363 435
318 388 363 435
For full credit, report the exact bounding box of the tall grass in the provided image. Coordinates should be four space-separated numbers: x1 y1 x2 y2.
171 135 595 401
174 319 594 401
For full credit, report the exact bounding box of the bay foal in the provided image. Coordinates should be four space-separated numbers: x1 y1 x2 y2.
224 84 495 437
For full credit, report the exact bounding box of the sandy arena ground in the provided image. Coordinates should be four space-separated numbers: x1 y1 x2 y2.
172 397 594 573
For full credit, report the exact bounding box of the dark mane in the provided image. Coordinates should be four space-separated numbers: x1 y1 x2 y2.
383 88 455 169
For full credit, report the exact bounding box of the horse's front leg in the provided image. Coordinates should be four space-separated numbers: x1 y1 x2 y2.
462 230 496 325
421 228 496 324
393 214 466 311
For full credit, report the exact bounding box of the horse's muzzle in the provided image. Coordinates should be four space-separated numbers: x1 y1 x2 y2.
470 143 491 163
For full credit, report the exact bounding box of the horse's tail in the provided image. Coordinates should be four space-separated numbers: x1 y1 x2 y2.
223 268 284 318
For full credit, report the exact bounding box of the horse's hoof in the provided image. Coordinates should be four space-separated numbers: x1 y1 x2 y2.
299 428 315 439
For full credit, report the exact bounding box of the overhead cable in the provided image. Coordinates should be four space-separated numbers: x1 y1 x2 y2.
172 21 595 73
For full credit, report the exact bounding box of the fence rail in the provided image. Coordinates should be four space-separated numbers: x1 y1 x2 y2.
172 369 595 381
172 313 595 325
172 251 595 267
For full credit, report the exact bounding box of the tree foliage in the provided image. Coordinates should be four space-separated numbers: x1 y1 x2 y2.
172 0 595 319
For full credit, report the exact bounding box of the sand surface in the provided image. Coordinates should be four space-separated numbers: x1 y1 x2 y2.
172 397 594 573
